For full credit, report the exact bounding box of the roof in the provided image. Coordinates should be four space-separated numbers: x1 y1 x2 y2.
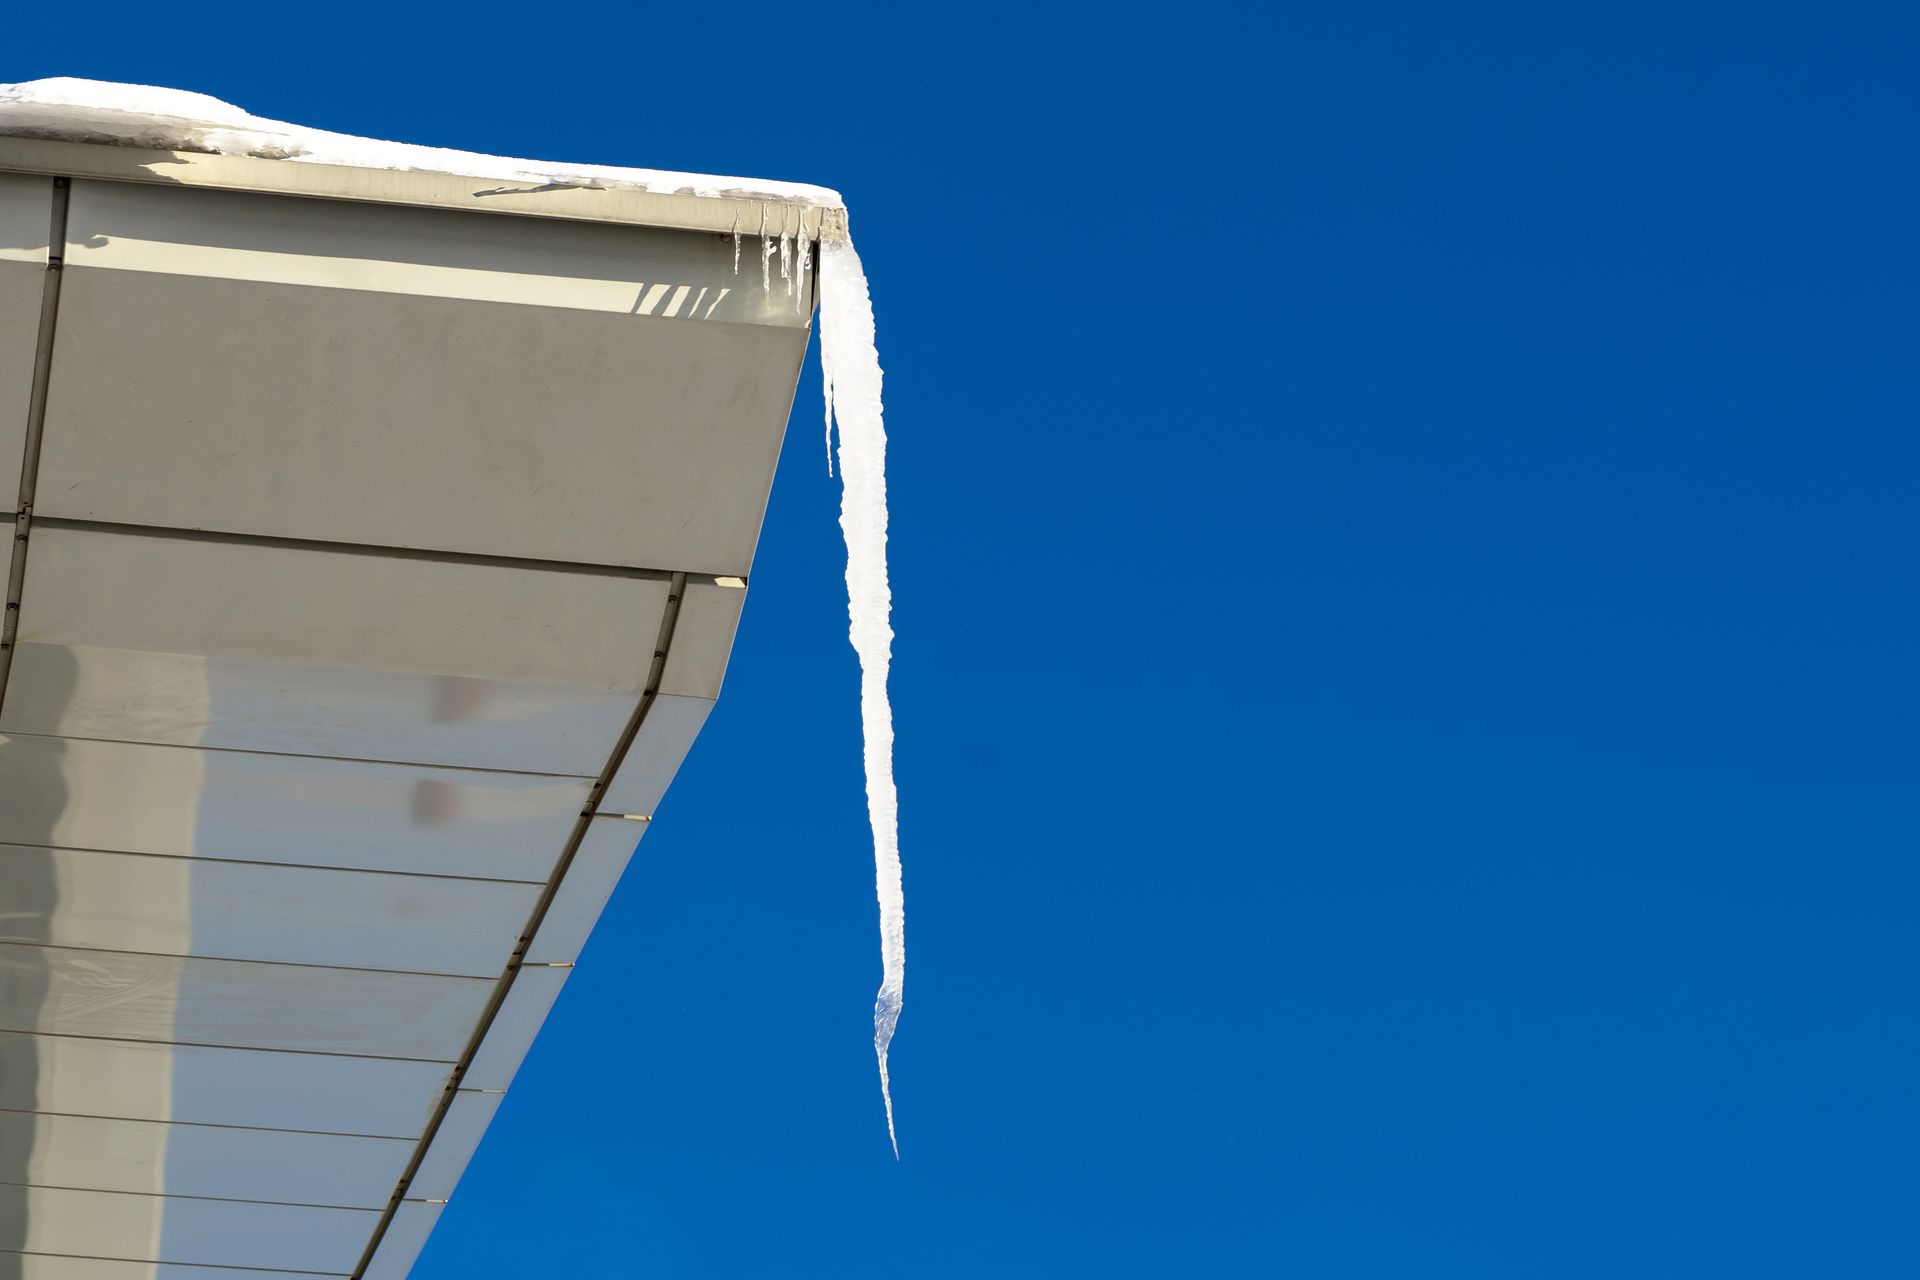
0 84 820 1276
1 77 849 240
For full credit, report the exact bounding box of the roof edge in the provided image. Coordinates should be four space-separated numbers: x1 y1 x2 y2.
0 135 848 242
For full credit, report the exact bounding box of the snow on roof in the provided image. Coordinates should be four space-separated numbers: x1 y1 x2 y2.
0 77 842 209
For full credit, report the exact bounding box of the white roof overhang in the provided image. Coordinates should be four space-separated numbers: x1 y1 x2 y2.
0 130 814 1277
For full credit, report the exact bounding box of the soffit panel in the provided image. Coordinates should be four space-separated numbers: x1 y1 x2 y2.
523 817 645 965
0 1254 340 1279
0 172 51 264
0 263 38 504
461 963 569 1092
0 638 633 773
0 732 589 881
0 172 49 505
10 524 666 686
405 1089 505 1202
2 526 664 771
36 180 808 576
0 843 539 977
360 1200 446 1280
0 1110 414 1209
595 693 712 818
0 1030 448 1137
0 943 491 1059
0 1184 374 1272
58 179 810 326
661 581 747 700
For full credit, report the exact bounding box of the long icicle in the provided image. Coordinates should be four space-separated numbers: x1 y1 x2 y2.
809 220 831 474
818 231 902 1157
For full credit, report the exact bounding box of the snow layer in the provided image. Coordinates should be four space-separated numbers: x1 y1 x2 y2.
0 76 904 1154
0 78 842 208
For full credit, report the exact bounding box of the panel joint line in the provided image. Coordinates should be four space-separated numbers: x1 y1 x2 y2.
347 571 690 1278
0 175 71 716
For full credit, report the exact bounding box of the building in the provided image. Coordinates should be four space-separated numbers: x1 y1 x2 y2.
0 90 831 1276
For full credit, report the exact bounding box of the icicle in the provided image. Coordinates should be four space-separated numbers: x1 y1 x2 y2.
731 210 741 275
780 210 793 292
796 219 813 319
802 225 825 470
818 230 902 1158
819 231 834 476
759 206 775 294
806 222 827 471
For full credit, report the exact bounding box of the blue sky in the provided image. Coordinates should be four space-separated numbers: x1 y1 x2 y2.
9 2 1919 1274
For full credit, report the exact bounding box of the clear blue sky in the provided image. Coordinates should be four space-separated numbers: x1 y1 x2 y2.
10 3 1919 1274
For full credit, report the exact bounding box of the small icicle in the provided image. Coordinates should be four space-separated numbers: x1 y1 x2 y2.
730 210 741 275
759 206 774 294
796 217 813 319
818 229 903 1157
811 216 830 473
780 211 794 296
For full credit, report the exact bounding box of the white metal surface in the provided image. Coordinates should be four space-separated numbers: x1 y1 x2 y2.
0 1256 337 1280
661 579 750 698
39 181 806 576
406 1091 505 1201
461 963 571 1092
0 1111 416 1207
0 732 592 880
0 943 495 1057
598 694 714 816
524 817 646 963
0 173 46 488
0 122 804 1274
0 843 541 975
359 1201 446 1280
4 525 666 771
0 1185 376 1272
0 1031 450 1136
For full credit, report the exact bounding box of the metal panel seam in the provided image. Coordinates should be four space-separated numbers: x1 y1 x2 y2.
0 175 67 713
0 938 496 983
0 728 598 780
0 1177 388 1214
0 837 551 887
348 570 690 1278
0 1252 345 1278
0 1105 427 1143
30 515 744 585
21 1031 455 1067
